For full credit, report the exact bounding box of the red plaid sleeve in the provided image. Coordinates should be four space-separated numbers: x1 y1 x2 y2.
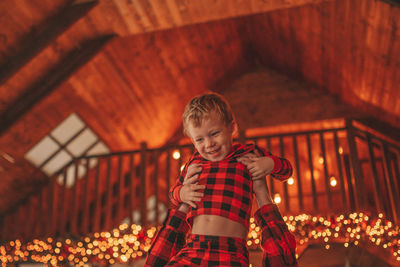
144 209 190 266
255 146 293 181
254 204 298 267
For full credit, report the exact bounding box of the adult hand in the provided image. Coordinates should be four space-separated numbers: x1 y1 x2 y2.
180 164 205 208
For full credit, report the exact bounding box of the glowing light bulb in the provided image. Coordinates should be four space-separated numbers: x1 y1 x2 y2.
288 177 294 185
274 193 281 204
172 150 180 160
330 176 337 187
338 146 343 154
318 156 324 164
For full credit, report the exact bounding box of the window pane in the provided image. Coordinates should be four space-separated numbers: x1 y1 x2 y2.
42 150 72 176
25 136 59 167
66 128 97 157
51 113 85 144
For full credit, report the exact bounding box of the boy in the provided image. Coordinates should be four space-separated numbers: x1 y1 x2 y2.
146 93 297 266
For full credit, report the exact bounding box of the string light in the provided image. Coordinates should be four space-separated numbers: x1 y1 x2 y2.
273 193 282 204
1 212 399 265
330 176 337 187
172 150 181 160
288 177 294 185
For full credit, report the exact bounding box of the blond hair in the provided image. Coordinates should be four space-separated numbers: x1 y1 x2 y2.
182 93 235 135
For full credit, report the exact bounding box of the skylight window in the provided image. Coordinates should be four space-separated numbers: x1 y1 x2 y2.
25 113 109 188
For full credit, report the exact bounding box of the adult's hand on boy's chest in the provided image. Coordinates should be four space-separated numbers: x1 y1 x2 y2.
184 163 202 184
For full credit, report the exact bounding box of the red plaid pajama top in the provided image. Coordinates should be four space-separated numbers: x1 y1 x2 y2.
169 143 293 228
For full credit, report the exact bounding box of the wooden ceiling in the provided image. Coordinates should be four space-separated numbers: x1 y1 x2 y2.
0 0 399 215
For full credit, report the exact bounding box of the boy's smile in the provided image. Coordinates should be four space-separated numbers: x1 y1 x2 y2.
187 111 234 162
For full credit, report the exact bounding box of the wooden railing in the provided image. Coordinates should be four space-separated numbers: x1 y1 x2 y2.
1 119 399 242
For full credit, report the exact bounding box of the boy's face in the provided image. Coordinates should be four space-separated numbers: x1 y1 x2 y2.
187 111 234 162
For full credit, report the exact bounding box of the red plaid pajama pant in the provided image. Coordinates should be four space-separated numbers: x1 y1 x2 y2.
166 234 249 266
145 204 297 267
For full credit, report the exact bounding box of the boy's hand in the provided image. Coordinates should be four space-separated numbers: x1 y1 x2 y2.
180 164 205 208
237 155 274 180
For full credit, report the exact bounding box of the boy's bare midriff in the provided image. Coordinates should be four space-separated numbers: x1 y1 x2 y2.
191 214 247 239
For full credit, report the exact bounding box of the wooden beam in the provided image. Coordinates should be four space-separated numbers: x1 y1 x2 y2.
0 0 98 85
380 0 400 7
0 35 115 137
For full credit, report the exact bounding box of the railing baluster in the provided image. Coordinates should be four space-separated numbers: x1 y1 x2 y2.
71 160 79 234
166 149 171 207
292 135 303 211
48 175 55 237
380 142 400 223
279 136 289 211
93 157 101 233
306 134 318 212
345 119 365 210
128 154 134 225
333 131 347 211
59 168 68 236
140 142 147 226
82 158 90 233
116 155 123 227
105 157 112 230
319 132 332 212
343 154 356 211
366 133 384 214
153 151 159 225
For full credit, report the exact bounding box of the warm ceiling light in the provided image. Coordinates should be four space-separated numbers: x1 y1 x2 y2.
274 193 281 204
288 177 294 185
172 150 180 160
0 151 15 164
330 176 337 187
338 146 343 154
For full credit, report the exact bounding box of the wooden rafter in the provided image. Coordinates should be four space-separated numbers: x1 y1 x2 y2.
0 0 98 85
0 35 116 137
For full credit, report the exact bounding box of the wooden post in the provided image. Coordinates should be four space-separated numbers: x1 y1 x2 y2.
343 154 356 211
292 136 304 211
319 132 332 212
48 176 56 236
279 137 289 211
70 160 79 234
333 131 348 211
345 119 365 209
116 156 123 226
166 149 171 206
105 157 112 230
129 154 135 225
306 134 318 212
82 159 90 233
380 143 400 223
59 167 68 236
153 151 160 224
93 157 101 233
365 133 384 214
140 142 147 226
